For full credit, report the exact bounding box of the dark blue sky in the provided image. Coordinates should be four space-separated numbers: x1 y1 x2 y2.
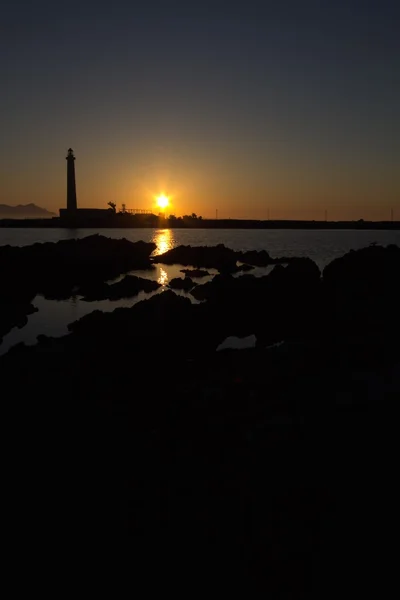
1 0 399 219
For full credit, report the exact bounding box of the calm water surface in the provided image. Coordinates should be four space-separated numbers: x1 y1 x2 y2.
1 228 399 354
1 227 399 265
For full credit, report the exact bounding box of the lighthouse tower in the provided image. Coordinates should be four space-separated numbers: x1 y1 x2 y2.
66 148 77 213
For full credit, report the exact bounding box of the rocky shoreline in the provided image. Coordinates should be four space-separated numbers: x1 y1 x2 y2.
1 236 399 593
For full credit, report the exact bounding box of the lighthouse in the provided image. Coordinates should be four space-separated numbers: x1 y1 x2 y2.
60 148 112 221
66 148 77 213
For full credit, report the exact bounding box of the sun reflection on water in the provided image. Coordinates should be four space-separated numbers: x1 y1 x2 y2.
152 229 174 256
158 267 168 286
152 229 178 287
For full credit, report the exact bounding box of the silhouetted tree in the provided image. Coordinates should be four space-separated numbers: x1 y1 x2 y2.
183 213 200 220
108 202 117 214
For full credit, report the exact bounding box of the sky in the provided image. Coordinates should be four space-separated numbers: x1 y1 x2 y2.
0 0 399 220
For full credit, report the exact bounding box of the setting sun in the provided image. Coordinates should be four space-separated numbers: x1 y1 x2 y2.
156 194 169 209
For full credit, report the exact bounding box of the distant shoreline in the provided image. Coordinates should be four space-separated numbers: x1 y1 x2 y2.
0 217 399 230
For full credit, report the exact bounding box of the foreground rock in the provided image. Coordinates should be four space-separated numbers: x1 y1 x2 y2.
1 245 399 593
180 268 211 277
0 301 37 343
322 243 400 339
0 278 38 343
169 277 195 291
34 256 323 356
239 249 271 266
58 245 398 356
153 243 239 272
0 234 156 301
235 263 254 272
188 258 323 345
154 243 296 272
191 258 320 301
80 275 160 301
0 234 157 340
323 243 400 286
64 290 225 356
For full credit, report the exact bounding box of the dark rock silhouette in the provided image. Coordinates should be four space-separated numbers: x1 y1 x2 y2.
80 275 160 301
235 263 255 272
0 276 38 342
0 234 156 301
0 301 37 343
323 243 400 286
190 273 239 302
154 243 293 273
65 290 221 356
284 256 321 285
168 277 195 291
68 290 191 338
239 249 271 266
188 257 322 347
322 244 400 341
0 235 156 340
1 242 399 594
191 258 320 302
153 243 238 272
180 268 211 277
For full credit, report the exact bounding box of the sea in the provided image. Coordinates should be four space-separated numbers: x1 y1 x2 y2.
1 227 399 355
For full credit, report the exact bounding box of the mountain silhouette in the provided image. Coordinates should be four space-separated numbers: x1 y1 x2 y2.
0 203 56 219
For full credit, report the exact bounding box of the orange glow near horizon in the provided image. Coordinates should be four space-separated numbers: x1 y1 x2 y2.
3 151 396 222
